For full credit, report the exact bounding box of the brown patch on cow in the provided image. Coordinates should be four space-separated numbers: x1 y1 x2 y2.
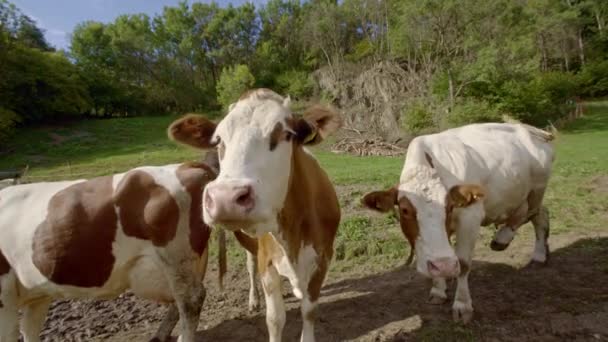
175 162 214 256
397 196 420 253
459 258 470 276
168 114 217 149
233 230 258 255
115 171 179 247
361 187 398 213
32 176 118 287
0 248 9 276
272 145 341 300
448 184 485 208
269 122 285 151
0 247 9 307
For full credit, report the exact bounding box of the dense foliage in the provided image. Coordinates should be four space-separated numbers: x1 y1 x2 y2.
1 0 608 142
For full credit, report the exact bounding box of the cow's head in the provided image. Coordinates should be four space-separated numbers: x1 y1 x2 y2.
361 153 484 278
169 88 341 235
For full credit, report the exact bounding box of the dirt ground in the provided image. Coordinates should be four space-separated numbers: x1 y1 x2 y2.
38 227 608 342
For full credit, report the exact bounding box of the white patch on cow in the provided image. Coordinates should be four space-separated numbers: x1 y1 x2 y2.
493 226 515 245
261 268 286 342
300 297 317 342
398 166 455 277
203 90 295 234
271 234 318 300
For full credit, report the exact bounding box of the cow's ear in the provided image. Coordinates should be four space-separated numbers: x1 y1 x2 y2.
168 114 217 149
448 184 485 208
361 187 398 213
293 105 342 145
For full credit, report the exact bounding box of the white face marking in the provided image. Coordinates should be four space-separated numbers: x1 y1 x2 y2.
398 167 456 277
203 92 295 233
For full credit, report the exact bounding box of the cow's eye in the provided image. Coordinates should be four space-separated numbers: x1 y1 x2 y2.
218 141 225 159
285 131 294 142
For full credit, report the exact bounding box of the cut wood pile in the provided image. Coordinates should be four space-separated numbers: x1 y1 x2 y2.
331 137 406 157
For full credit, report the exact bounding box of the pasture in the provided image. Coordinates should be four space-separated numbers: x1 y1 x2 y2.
1 102 607 341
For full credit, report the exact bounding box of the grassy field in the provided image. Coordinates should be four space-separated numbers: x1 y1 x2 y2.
2 103 607 341
1 103 607 271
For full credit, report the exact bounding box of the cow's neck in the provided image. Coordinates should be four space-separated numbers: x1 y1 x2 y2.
272 146 339 261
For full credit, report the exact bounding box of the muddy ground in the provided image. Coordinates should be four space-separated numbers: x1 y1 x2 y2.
38 228 608 342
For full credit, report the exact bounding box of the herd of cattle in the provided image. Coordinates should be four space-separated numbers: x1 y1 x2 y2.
0 88 556 342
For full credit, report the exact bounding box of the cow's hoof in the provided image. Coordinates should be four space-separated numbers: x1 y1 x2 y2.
248 301 260 312
428 293 448 305
452 301 473 324
490 240 509 251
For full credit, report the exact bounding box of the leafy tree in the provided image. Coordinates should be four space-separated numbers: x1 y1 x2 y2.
216 65 255 109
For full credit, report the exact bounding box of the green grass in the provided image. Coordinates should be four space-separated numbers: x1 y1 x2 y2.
1 102 607 273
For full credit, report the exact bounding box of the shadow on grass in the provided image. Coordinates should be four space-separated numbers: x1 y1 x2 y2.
196 237 608 341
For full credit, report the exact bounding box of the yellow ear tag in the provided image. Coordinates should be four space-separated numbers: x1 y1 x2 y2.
302 130 317 144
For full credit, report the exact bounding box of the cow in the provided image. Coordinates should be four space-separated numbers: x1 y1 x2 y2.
168 88 342 342
361 122 555 324
0 161 221 342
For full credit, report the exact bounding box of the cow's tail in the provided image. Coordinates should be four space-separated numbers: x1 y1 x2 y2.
526 124 556 142
218 228 227 292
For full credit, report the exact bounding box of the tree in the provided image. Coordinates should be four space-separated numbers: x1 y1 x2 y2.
216 65 255 109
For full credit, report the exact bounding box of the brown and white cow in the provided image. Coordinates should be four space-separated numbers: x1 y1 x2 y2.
362 122 555 324
0 161 219 342
168 88 342 342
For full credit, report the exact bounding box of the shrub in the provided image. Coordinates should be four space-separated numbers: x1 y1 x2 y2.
0 108 20 143
577 60 608 98
402 100 435 134
497 72 578 126
445 98 502 128
216 65 255 110
275 70 314 99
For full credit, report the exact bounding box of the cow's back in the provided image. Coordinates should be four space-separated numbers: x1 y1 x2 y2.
408 123 555 219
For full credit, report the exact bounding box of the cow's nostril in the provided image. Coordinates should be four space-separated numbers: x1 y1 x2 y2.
235 186 254 209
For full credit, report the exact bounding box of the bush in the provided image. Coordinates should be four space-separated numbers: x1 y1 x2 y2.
578 60 608 98
497 72 578 126
0 108 20 143
445 98 502 127
216 65 255 110
275 70 314 99
402 101 435 134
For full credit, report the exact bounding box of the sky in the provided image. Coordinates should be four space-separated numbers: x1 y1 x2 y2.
11 0 267 50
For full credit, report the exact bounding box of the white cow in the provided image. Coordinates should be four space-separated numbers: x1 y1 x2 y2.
169 88 342 342
362 122 555 323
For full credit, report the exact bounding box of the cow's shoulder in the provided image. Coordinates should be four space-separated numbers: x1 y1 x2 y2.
114 169 180 247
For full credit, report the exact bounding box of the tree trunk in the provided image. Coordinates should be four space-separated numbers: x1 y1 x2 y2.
596 10 604 34
577 29 585 65
448 68 455 110
539 34 548 71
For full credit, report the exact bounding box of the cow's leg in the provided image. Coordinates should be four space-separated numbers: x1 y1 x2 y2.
20 298 52 342
150 304 179 342
261 265 285 342
452 215 481 324
428 277 448 304
490 201 528 251
246 251 260 312
0 272 19 342
530 205 550 264
163 249 208 342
